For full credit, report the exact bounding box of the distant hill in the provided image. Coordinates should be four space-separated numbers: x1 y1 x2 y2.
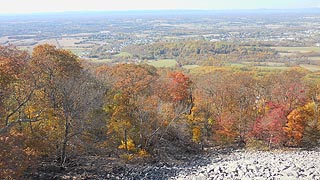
1 8 320 17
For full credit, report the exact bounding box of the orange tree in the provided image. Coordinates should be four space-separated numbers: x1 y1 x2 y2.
0 45 39 179
29 44 104 165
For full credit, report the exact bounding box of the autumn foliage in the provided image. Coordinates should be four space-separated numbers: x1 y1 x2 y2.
0 131 37 179
168 72 192 102
252 102 288 146
1 44 320 178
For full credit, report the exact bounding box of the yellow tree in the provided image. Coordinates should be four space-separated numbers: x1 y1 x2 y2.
104 64 158 151
186 87 215 146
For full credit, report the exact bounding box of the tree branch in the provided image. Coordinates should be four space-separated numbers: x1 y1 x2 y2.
0 117 42 135
5 89 34 125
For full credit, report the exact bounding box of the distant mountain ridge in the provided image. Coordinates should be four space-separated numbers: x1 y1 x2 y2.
1 8 320 17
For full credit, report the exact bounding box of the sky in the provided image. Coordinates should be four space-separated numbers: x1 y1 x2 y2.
0 0 319 14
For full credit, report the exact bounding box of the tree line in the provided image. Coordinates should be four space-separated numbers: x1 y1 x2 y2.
123 41 277 65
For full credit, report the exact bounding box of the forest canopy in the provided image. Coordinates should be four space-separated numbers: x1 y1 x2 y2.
1 44 320 178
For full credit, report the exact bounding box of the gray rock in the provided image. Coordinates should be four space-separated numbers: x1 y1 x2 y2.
172 149 320 180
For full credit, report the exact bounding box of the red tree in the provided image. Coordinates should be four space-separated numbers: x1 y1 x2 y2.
252 102 288 146
168 72 192 102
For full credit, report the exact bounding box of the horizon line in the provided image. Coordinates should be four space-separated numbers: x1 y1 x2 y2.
1 7 320 16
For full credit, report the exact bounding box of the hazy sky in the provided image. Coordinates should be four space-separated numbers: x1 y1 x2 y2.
1 0 319 14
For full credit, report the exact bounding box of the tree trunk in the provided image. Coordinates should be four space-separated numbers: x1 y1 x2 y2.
61 117 70 166
124 129 128 151
139 118 143 149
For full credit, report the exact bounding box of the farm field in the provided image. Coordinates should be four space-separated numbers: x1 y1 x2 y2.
114 52 133 57
147 59 177 67
309 56 320 64
271 46 320 53
182 64 200 69
309 57 320 61
300 64 320 72
279 52 294 57
86 58 112 64
67 48 89 56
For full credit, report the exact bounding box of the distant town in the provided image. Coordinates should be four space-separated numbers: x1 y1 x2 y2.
1 10 319 59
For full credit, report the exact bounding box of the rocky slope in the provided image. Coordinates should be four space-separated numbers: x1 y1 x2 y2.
28 148 320 179
172 148 320 180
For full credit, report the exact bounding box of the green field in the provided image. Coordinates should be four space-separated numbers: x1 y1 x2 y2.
114 52 133 57
241 61 286 67
231 61 287 69
279 52 294 57
86 58 112 64
230 63 246 67
182 64 200 69
272 46 320 53
254 66 291 71
263 62 286 66
147 59 177 68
